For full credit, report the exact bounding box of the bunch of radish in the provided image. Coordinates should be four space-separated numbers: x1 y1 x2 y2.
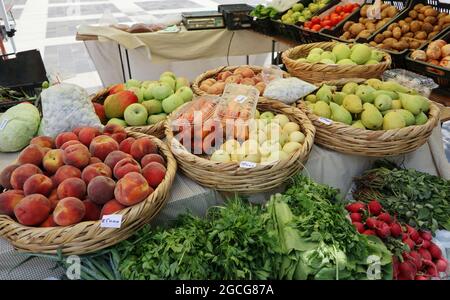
346 200 448 280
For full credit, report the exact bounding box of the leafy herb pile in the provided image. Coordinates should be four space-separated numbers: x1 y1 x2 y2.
0 87 38 104
353 162 450 232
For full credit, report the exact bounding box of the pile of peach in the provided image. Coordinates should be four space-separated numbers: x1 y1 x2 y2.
0 124 167 228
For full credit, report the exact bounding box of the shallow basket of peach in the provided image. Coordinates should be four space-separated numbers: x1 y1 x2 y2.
0 126 176 255
165 98 315 194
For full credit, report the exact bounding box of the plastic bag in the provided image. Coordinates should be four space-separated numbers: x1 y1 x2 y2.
263 77 317 104
382 69 438 97
39 83 103 138
268 0 299 12
261 65 285 84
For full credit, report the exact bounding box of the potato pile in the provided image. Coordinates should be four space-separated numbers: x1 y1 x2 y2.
369 4 450 52
339 3 398 40
411 39 450 69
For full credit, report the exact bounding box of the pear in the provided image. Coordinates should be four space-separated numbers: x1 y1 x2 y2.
398 109 415 126
415 112 428 125
370 50 384 62
361 103 383 130
399 92 423 115
419 96 430 113
316 84 333 103
330 102 352 125
343 94 363 113
320 51 336 63
365 78 383 90
310 48 324 55
307 53 321 63
332 43 351 61
305 94 317 103
342 82 359 94
383 111 406 130
297 58 307 63
337 59 356 65
305 101 315 110
372 90 398 100
350 44 372 65
351 120 366 129
356 85 376 103
374 94 392 111
380 81 411 93
313 101 331 118
392 99 402 109
332 92 346 105
320 58 336 64
365 60 379 65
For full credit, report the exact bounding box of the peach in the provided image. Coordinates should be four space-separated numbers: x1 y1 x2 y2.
104 124 127 144
141 154 165 168
18 144 45 166
10 164 43 190
53 197 85 226
100 199 126 218
241 78 256 86
0 164 20 189
104 90 138 119
30 136 55 149
255 82 266 96
114 172 152 206
89 135 119 161
60 140 82 150
41 147 52 155
81 162 112 184
93 102 107 124
234 67 255 78
57 177 86 200
119 137 136 154
104 150 132 170
63 143 91 169
113 158 141 180
216 71 232 81
79 127 100 147
23 174 53 196
42 149 64 174
225 74 242 84
40 214 58 227
130 137 157 161
48 189 59 210
87 176 115 205
0 190 24 217
142 162 166 189
83 200 101 221
55 132 79 149
14 194 51 226
89 157 103 165
53 165 82 186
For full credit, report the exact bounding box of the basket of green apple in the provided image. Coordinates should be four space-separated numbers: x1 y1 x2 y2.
91 72 194 139
165 94 316 194
297 78 441 157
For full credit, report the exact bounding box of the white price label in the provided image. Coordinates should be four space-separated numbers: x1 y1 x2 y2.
318 117 333 125
240 161 257 169
0 118 9 131
101 214 122 228
234 95 248 104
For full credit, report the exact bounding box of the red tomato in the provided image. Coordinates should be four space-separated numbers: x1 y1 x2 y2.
344 4 354 13
324 15 331 21
304 21 313 29
311 16 321 24
321 20 332 27
330 15 342 25
340 11 346 16
311 24 321 31
335 5 343 14
330 12 339 19
343 12 350 18
323 25 331 30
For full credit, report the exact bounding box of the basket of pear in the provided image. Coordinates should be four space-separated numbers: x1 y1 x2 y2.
298 78 440 156
165 97 315 194
282 41 391 84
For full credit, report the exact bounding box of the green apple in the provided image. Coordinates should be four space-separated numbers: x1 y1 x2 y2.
125 79 141 89
210 149 231 163
107 118 127 127
144 82 159 100
124 103 148 126
176 86 194 103
141 80 157 89
162 94 184 113
152 82 173 100
142 100 162 115
220 139 241 154
160 71 176 80
147 113 167 125
175 77 190 91
273 114 290 127
128 87 144 103
160 76 176 91
260 111 275 121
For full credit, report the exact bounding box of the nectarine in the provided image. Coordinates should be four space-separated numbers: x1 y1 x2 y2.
87 176 115 205
0 164 20 189
114 172 152 206
81 162 112 184
53 197 85 226
23 174 53 196
142 162 166 189
89 135 119 161
57 177 86 200
55 132 79 149
14 194 51 226
0 190 24 217
10 164 43 190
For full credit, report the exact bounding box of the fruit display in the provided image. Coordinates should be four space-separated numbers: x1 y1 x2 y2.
94 72 193 127
0 124 167 227
279 0 332 25
411 39 450 68
369 4 450 52
297 42 386 65
303 79 432 130
339 2 399 41
303 2 359 31
249 4 279 19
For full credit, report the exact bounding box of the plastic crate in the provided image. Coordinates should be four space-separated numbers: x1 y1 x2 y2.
405 27 450 88
218 4 254 30
364 0 450 68
250 16 278 36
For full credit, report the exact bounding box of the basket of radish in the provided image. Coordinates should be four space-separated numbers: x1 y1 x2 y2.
346 200 449 280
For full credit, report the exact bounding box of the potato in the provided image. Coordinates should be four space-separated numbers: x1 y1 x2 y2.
409 10 418 19
428 31 439 39
421 22 433 33
415 31 427 40
409 41 421 49
393 27 402 39
424 16 437 25
388 23 398 31
383 38 397 48
341 31 351 40
420 6 432 14
404 32 414 38
418 14 426 21
424 8 438 17
393 41 408 51
383 30 393 38
414 4 424 11
386 6 398 18
376 20 387 30
369 41 378 47
343 21 354 32
381 3 389 11
426 43 442 60
401 24 410 34
358 30 371 39
360 5 368 18
381 9 389 19
410 21 422 32
359 17 366 24
350 23 365 36
443 15 450 24
434 25 442 32
374 33 384 43
366 22 376 31
438 12 447 19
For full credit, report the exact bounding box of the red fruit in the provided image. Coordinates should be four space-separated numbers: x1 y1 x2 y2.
390 223 402 237
311 24 321 31
368 200 382 216
403 238 415 251
366 217 378 229
436 258 448 273
406 225 420 242
426 265 438 278
304 21 312 29
409 251 423 269
345 202 366 213
428 243 442 259
376 223 391 239
415 275 429 280
335 5 343 14
311 16 320 24
377 212 392 224
352 222 365 233
419 248 432 261
363 229 376 236
421 239 431 249
350 213 362 222
420 231 432 241
398 261 416 280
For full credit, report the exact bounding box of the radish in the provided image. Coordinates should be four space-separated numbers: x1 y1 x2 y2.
345 202 366 213
409 251 423 269
378 212 392 224
420 230 432 241
398 261 417 280
368 200 382 216
350 213 362 223
376 223 391 239
352 222 365 233
436 259 448 273
418 248 432 261
366 217 378 229
423 260 439 278
406 225 420 242
415 275 429 280
403 238 415 251
421 239 431 249
390 223 402 237
428 243 442 259
363 229 376 236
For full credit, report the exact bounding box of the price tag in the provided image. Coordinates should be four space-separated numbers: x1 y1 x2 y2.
234 95 248 104
0 118 9 131
240 161 257 169
101 214 122 229
318 117 333 125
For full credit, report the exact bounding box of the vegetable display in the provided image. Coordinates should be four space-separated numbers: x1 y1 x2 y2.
303 2 359 31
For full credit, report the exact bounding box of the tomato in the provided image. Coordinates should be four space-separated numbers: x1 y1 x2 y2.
343 12 350 18
324 15 331 21
323 25 331 30
304 21 313 29
330 12 339 19
343 4 354 13
330 15 342 25
321 20 332 27
335 5 343 14
352 6 359 12
311 16 321 24
311 24 321 31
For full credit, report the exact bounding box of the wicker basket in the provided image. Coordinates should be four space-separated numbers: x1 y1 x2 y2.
165 98 315 194
0 131 177 255
298 79 441 157
192 65 290 96
91 88 166 139
282 42 392 84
